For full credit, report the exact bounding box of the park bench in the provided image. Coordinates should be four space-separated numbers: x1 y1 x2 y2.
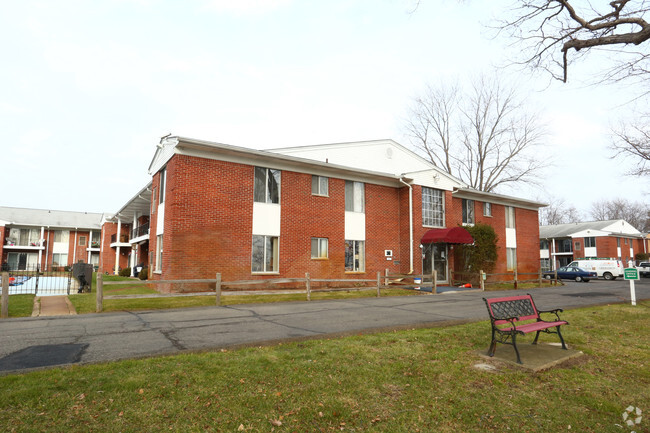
483 294 568 364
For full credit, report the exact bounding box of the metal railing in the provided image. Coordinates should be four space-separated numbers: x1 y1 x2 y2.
131 222 150 239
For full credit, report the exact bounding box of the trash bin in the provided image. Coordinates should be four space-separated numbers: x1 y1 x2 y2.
72 262 93 293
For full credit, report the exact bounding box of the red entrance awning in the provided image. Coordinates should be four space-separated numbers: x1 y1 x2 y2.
421 227 474 245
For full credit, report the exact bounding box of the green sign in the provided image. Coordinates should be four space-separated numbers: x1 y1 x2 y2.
624 268 639 280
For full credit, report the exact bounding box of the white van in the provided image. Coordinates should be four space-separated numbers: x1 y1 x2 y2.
567 258 624 280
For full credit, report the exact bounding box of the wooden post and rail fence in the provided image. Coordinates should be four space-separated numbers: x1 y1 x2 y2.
1 269 561 317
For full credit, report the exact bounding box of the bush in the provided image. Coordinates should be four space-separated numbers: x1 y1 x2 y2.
138 267 148 280
635 252 649 262
454 223 498 276
119 267 131 277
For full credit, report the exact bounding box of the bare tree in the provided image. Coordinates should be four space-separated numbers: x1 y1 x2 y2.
612 117 650 175
590 198 650 231
404 74 547 192
497 0 650 83
539 197 583 225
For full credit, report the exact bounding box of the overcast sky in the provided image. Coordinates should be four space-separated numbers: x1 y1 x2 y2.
1 0 646 217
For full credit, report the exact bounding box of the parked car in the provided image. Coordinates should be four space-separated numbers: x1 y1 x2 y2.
544 266 597 282
637 262 650 277
567 258 623 280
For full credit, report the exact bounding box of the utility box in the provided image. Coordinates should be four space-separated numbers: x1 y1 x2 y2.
73 262 93 293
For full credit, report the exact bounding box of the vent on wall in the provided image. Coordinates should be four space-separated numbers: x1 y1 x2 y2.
385 250 393 257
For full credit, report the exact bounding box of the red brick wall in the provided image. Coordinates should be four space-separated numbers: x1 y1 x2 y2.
99 222 130 274
147 154 542 290
515 208 541 275
0 227 5 264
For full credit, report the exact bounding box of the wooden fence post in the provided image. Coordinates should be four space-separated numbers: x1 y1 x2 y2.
554 269 558 286
514 269 518 290
480 270 485 291
432 270 437 294
376 271 381 297
306 273 311 301
384 268 389 287
1 272 9 319
216 273 222 306
96 273 103 313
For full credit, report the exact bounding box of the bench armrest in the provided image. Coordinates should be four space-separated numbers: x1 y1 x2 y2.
538 308 563 321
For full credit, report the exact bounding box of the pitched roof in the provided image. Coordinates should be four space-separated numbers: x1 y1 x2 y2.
0 206 105 229
540 220 641 238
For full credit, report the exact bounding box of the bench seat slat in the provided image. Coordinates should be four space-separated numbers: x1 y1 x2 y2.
498 320 567 333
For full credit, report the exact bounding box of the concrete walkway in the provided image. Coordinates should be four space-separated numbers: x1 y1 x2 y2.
32 296 77 317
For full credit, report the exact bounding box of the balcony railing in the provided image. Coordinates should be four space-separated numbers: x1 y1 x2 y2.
110 234 129 244
131 222 150 239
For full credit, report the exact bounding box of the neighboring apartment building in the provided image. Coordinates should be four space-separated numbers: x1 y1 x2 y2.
0 207 104 270
140 136 544 289
539 220 647 270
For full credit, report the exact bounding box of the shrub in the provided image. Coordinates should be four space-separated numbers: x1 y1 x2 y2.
138 267 148 280
119 267 131 277
454 223 499 275
635 252 649 262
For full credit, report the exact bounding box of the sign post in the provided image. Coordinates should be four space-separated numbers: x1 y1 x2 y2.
623 268 639 306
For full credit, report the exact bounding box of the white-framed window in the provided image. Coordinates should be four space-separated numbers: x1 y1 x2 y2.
52 253 68 267
505 206 516 229
506 248 517 271
311 237 328 259
540 258 550 272
159 168 166 204
79 236 86 246
422 187 444 227
155 234 163 272
540 240 549 250
312 175 329 196
483 202 492 217
345 181 364 213
252 235 279 273
574 241 581 251
151 186 157 214
345 240 365 272
254 167 281 204
54 230 69 243
462 199 475 225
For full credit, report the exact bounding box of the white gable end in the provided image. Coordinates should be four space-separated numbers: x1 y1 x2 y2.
602 220 641 236
271 139 450 179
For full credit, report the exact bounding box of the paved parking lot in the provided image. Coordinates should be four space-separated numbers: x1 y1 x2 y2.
0 278 648 374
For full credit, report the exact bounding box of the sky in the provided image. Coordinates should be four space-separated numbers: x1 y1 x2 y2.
1 0 647 217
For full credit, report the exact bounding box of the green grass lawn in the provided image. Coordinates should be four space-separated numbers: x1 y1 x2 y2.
3 294 35 318
0 301 648 432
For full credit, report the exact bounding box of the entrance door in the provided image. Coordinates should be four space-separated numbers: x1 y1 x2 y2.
422 243 448 284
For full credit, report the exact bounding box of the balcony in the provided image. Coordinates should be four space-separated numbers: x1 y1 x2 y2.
131 222 150 242
110 233 131 248
4 239 46 250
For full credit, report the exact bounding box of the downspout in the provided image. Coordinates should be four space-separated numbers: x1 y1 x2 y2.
115 219 121 275
73 228 78 264
399 177 414 273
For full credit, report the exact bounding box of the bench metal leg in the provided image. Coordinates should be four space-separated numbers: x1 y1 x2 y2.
512 333 522 364
532 331 541 345
488 329 497 357
556 326 567 350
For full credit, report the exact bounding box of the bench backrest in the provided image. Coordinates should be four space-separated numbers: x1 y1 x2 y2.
484 294 539 325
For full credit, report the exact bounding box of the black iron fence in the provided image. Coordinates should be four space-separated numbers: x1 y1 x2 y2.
0 264 77 295
132 222 149 239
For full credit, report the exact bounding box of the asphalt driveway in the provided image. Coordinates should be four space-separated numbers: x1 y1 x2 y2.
0 278 648 374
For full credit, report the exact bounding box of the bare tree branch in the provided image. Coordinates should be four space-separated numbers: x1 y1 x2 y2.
404 73 548 192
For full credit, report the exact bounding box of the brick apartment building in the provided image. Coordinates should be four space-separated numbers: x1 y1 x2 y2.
133 136 545 288
539 220 648 270
0 207 105 270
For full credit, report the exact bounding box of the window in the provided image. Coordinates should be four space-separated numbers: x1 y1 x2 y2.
311 237 328 259
505 206 516 229
155 235 163 272
540 240 549 250
52 253 68 267
312 175 328 196
574 241 581 251
617 238 621 247
151 187 157 214
8 228 40 246
584 237 596 248
462 199 474 225
254 167 281 204
345 181 364 213
159 168 166 204
557 239 573 253
540 258 550 272
54 230 69 243
483 202 492 217
79 236 86 246
252 235 279 273
506 248 517 271
345 240 365 272
422 187 444 227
